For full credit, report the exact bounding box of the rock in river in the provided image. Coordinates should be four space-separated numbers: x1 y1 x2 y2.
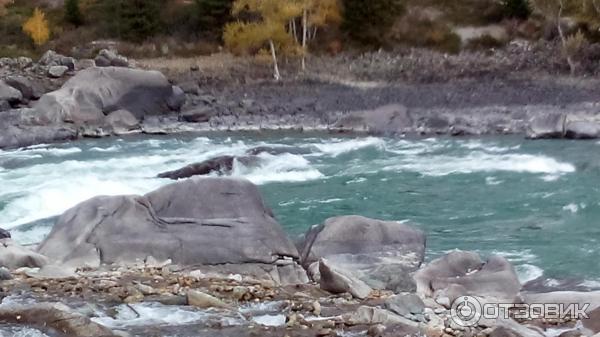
299 215 426 292
158 155 259 180
38 177 308 285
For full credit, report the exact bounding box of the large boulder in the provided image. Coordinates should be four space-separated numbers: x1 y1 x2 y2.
527 114 565 139
299 215 426 292
0 123 78 150
33 67 184 124
0 238 49 270
38 178 307 284
413 250 521 303
0 302 119 337
564 120 600 139
157 155 259 180
4 75 43 101
332 104 413 135
0 80 23 105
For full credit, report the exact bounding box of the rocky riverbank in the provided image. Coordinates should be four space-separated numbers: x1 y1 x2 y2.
0 176 599 337
3 47 600 150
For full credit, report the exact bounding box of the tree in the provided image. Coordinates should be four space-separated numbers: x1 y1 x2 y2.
298 0 342 70
501 0 532 19
195 0 233 34
342 0 404 47
224 0 302 81
65 0 83 26
100 0 163 42
22 8 50 46
532 0 588 74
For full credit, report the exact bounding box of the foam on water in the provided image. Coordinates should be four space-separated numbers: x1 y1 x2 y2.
232 153 324 184
92 303 243 328
0 327 50 337
384 152 575 176
515 264 545 284
311 137 385 157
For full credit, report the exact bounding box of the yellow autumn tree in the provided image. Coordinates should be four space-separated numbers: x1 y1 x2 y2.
224 0 302 81
22 8 50 46
298 0 341 70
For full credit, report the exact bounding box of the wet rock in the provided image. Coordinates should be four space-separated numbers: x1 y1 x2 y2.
367 324 386 337
332 104 413 135
157 155 259 180
527 114 565 139
414 250 520 302
564 120 600 139
38 178 306 284
521 291 600 317
0 228 10 239
384 294 425 317
0 238 49 270
145 294 187 306
300 215 426 292
245 146 312 156
187 290 229 309
319 258 372 299
0 302 120 337
0 124 78 150
48 65 69 78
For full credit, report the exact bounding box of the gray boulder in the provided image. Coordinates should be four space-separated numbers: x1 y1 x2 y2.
384 293 426 317
34 67 183 124
527 114 565 139
95 49 129 67
0 123 77 150
521 291 600 314
300 215 426 292
39 50 74 69
0 302 119 337
565 120 600 139
0 228 10 239
582 307 600 334
0 80 23 104
157 155 259 180
319 258 373 299
333 104 413 135
48 65 69 78
4 76 43 100
414 250 521 302
38 178 304 280
0 238 49 270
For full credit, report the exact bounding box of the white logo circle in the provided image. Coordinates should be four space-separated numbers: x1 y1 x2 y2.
451 296 482 327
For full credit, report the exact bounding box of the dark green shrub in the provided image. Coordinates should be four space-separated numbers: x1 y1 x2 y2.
97 0 164 42
194 0 232 33
342 0 405 48
501 0 531 20
64 0 83 26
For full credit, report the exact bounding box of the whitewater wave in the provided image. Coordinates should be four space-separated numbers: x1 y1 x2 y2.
311 137 385 157
232 153 324 184
0 326 49 337
384 152 575 176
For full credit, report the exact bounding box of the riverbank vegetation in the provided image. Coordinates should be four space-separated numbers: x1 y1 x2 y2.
1 0 600 75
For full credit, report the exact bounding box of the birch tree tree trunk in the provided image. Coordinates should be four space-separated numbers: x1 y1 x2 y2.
556 0 576 75
269 39 281 81
301 8 308 71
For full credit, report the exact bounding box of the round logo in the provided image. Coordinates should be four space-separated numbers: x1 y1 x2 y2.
450 296 482 327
